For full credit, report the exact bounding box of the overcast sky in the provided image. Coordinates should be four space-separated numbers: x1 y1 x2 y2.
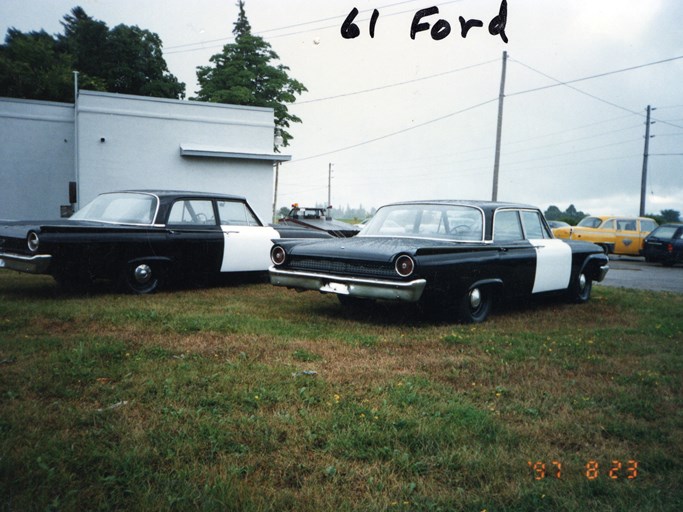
2 0 682 217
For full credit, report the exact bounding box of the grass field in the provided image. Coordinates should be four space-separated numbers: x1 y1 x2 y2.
0 273 681 511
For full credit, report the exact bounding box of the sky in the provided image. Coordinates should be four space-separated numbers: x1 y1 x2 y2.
1 0 682 217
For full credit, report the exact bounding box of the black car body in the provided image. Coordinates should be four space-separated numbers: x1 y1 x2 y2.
643 223 683 266
278 205 360 238
269 200 610 322
0 190 328 293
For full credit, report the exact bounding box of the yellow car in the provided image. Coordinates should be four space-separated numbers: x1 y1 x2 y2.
553 216 658 256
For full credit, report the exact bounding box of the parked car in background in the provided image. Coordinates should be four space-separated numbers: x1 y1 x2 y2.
552 215 658 256
642 223 683 266
278 204 360 238
547 220 570 229
269 200 609 323
0 190 328 293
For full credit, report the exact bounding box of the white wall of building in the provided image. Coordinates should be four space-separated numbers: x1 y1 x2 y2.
0 98 75 220
76 91 281 223
0 91 287 224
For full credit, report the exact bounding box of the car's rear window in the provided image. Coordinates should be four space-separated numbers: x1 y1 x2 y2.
362 204 483 241
577 217 602 228
650 226 678 239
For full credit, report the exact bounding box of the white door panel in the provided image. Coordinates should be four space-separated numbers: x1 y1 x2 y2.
221 226 280 272
530 238 571 293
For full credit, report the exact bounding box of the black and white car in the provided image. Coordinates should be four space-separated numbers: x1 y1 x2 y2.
0 190 328 293
269 200 610 323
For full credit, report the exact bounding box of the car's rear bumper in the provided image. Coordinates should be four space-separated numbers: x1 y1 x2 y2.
269 267 427 302
0 252 52 274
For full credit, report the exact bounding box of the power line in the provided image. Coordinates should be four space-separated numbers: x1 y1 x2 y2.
510 58 683 131
165 0 466 54
510 59 645 116
508 55 683 98
293 98 498 162
296 59 498 104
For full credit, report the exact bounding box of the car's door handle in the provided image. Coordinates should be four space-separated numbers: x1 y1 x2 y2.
498 247 508 252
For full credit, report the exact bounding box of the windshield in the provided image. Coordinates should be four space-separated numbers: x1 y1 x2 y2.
71 192 158 225
577 217 603 228
362 203 484 241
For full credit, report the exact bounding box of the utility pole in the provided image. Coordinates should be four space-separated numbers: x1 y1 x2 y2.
272 133 284 222
639 105 655 217
328 162 333 208
272 160 280 222
491 50 507 202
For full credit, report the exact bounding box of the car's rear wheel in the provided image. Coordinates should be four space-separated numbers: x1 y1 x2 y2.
458 286 492 323
567 271 592 303
121 262 163 294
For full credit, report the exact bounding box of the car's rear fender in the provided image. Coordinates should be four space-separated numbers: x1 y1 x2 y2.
468 278 504 292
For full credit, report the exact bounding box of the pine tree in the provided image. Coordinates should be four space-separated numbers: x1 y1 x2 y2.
195 1 306 147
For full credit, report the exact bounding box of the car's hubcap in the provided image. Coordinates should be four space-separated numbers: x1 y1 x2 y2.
469 288 482 309
578 273 586 291
134 264 152 284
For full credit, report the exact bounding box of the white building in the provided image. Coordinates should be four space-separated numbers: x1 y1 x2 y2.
0 91 289 222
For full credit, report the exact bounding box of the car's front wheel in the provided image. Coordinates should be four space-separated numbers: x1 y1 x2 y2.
458 286 492 323
567 271 592 303
121 262 163 294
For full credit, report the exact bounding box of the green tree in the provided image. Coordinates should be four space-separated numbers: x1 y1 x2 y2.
194 1 307 147
0 28 73 101
0 6 184 102
659 209 681 223
544 205 562 220
645 209 681 225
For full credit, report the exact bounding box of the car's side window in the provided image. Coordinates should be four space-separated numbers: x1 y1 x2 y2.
602 219 616 230
640 220 657 232
521 210 548 239
168 200 217 225
217 201 261 226
494 210 524 242
617 219 636 231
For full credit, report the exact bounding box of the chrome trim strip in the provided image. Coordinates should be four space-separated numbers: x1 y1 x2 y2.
269 267 426 302
0 252 52 274
356 234 493 244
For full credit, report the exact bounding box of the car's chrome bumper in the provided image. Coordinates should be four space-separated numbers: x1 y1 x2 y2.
269 267 427 302
597 263 609 282
0 252 52 274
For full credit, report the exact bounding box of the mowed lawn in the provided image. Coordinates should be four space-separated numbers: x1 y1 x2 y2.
0 272 681 511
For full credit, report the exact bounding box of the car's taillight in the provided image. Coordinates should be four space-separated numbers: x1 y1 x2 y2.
667 243 673 253
271 245 287 265
395 254 415 277
27 231 40 253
